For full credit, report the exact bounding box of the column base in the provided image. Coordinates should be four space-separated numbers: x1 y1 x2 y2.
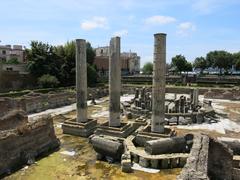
94 121 138 138
138 125 174 139
62 118 97 137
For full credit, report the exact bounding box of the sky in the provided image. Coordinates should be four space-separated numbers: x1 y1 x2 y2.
1 0 240 66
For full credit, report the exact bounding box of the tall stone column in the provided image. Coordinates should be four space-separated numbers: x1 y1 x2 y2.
151 33 166 133
76 39 87 123
109 37 121 127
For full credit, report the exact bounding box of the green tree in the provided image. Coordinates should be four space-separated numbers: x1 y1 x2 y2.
142 62 153 74
185 62 193 72
171 55 189 73
193 56 207 74
54 40 98 86
87 64 98 87
86 42 96 65
27 40 98 87
206 51 233 74
235 59 240 70
55 41 75 86
26 41 61 78
233 52 240 70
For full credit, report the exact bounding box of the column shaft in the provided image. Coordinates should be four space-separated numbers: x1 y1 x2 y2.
109 37 121 127
76 39 87 123
151 33 166 133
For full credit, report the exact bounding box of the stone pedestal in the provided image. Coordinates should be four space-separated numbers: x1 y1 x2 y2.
151 33 166 133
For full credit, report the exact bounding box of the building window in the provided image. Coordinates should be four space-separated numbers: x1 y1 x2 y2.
2 50 6 55
1 57 6 62
101 49 103 54
6 67 13 71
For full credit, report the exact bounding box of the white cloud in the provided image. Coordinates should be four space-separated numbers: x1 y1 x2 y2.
145 15 176 25
192 0 217 14
81 16 108 30
113 29 128 37
128 15 135 21
119 0 135 9
177 22 196 36
191 0 240 14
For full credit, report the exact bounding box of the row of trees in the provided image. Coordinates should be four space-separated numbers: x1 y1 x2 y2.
26 41 98 88
193 51 240 74
142 50 240 75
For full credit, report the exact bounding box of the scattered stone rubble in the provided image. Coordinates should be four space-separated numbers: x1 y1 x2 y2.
122 87 219 126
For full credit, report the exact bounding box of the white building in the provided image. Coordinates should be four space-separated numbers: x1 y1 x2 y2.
95 46 109 57
0 45 25 63
94 46 140 74
121 52 140 74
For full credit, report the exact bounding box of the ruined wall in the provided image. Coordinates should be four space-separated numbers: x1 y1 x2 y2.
208 139 233 180
0 110 27 131
204 88 240 100
0 115 60 177
122 75 240 85
0 97 21 117
0 87 109 115
177 134 209 180
20 91 75 113
0 71 36 93
177 134 233 180
122 85 240 100
232 168 240 180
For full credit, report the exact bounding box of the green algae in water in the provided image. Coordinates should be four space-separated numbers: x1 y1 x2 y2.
6 132 181 180
5 102 181 180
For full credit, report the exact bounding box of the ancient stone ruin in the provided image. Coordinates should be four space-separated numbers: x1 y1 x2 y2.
123 87 218 126
89 33 240 179
1 33 240 179
0 108 60 177
177 134 234 180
